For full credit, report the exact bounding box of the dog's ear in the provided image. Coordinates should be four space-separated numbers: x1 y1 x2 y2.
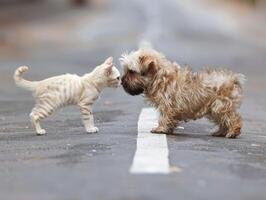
146 61 157 75
139 55 157 76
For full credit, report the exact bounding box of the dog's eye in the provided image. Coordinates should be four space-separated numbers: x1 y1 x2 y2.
140 70 148 76
141 72 146 76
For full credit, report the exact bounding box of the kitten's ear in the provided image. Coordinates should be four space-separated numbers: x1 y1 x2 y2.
104 57 113 65
105 64 113 76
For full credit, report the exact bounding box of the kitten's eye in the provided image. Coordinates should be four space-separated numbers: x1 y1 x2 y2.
116 77 120 80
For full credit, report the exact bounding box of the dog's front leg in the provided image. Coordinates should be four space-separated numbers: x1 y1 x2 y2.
151 114 178 134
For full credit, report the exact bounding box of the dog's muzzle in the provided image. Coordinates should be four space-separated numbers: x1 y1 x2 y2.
121 76 144 96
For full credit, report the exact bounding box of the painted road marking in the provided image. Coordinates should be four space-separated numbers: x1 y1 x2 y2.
130 108 170 174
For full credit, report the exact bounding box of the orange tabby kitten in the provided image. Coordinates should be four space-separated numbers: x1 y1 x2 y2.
14 57 120 135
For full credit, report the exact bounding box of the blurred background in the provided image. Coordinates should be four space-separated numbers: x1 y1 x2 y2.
0 0 266 199
0 0 266 99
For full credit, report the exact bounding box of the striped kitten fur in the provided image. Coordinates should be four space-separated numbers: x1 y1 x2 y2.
14 57 120 135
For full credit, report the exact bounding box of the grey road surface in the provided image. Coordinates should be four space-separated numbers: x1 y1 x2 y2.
0 0 266 199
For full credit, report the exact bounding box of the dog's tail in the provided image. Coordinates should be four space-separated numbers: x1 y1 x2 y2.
229 73 246 108
235 73 246 88
14 66 38 92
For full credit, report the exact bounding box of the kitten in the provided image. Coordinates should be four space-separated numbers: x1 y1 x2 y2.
14 57 120 135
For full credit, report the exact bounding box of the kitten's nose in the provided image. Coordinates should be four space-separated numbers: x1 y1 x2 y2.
121 76 125 86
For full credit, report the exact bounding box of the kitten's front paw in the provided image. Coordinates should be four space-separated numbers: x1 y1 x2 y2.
36 129 46 136
86 127 99 133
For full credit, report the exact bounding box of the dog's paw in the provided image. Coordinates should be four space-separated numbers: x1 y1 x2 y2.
225 132 240 139
86 127 99 133
36 129 46 136
151 127 171 134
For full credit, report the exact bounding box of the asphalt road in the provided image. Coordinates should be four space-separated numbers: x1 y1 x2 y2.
0 0 266 199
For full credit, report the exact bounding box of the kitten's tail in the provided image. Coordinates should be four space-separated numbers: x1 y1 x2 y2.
14 66 38 91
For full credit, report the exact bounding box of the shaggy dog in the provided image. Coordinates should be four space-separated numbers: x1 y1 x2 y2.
120 48 245 138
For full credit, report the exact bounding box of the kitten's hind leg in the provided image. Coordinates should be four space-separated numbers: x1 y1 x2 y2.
30 112 46 135
79 102 98 133
30 102 55 135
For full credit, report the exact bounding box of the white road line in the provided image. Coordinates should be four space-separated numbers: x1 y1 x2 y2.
130 108 170 174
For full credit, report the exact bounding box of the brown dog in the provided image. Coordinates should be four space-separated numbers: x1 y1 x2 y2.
120 47 245 138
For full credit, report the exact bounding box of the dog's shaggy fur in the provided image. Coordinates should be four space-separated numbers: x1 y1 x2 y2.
120 48 245 138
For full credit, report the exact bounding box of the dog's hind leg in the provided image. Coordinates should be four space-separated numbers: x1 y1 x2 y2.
209 97 242 138
224 112 242 138
211 125 228 137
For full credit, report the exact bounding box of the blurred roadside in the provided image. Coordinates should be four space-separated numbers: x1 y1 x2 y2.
1 0 266 59
202 0 266 47
0 0 265 93
0 0 106 58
